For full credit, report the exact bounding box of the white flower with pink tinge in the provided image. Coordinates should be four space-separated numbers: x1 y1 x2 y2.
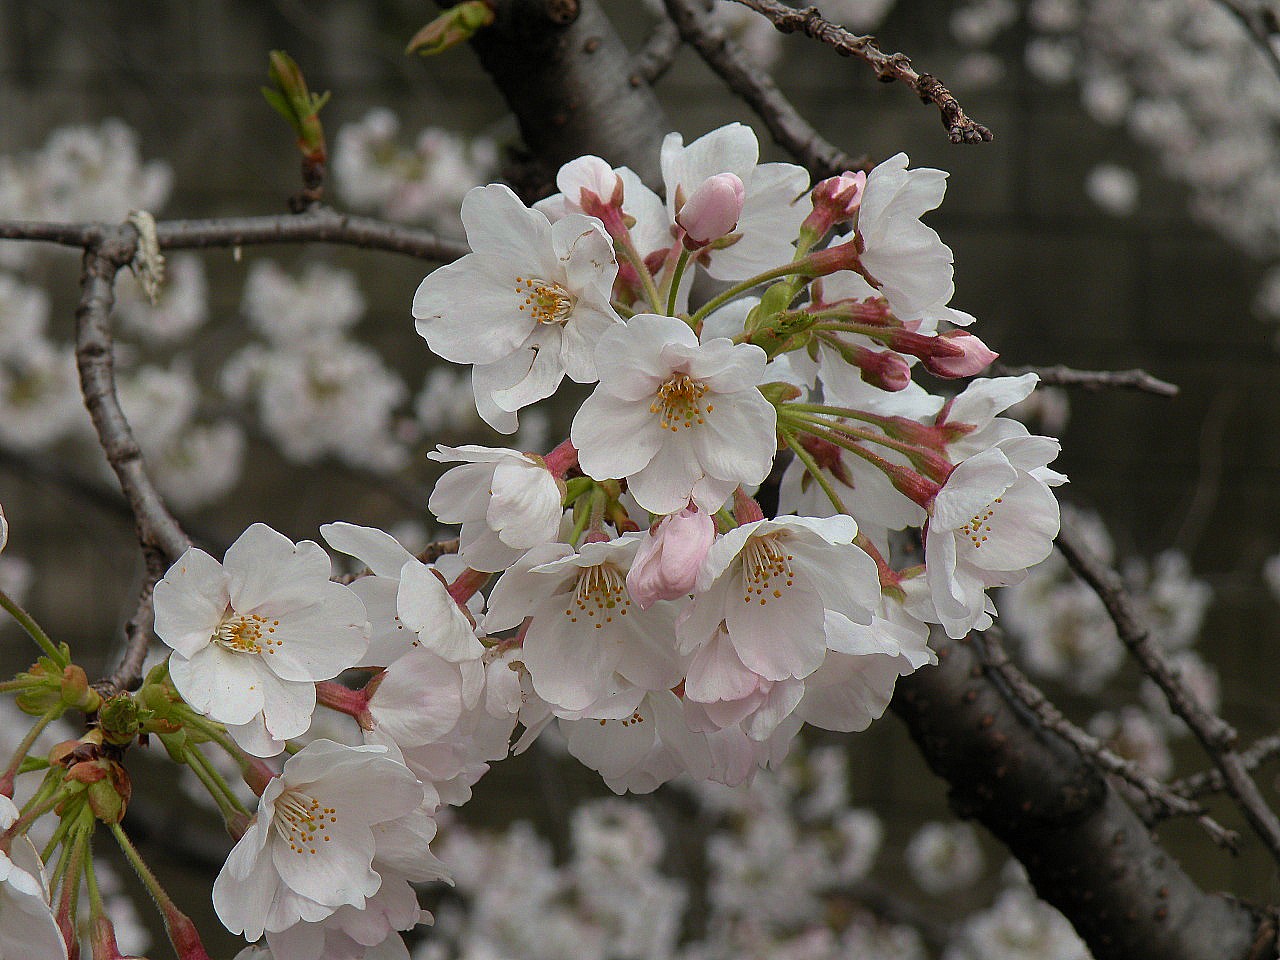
485 536 686 715
427 444 565 573
925 436 1063 639
678 515 882 682
572 314 777 516
213 740 427 943
412 183 621 433
154 523 371 757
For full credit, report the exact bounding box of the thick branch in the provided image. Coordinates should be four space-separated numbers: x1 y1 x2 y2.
457 0 670 186
994 363 1179 397
970 630 1236 849
726 0 992 144
662 0 869 178
892 632 1269 960
1056 524 1280 866
631 16 683 86
0 209 468 262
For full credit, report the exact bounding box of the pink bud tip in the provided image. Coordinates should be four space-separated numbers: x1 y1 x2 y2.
626 506 715 609
922 331 999 378
677 173 746 247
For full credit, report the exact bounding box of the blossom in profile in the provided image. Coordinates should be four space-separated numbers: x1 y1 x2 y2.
154 523 370 756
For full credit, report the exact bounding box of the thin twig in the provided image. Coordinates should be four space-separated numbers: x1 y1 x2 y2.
725 0 993 144
1172 733 1280 802
76 246 192 565
662 0 870 178
0 208 469 263
631 16 683 86
993 363 1179 397
1056 522 1280 865
970 630 1238 849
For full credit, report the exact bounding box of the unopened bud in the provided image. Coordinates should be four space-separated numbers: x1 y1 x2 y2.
84 760 130 823
920 331 998 378
802 170 867 239
60 665 100 713
677 173 745 249
0 503 6 555
855 347 911 392
98 694 145 746
627 505 715 609
406 1 495 56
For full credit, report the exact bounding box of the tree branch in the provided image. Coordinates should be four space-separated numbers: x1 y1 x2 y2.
969 629 1237 850
993 363 1179 397
1056 523 1280 867
1172 733 1280 802
631 15 683 86
662 0 870 178
0 209 469 263
455 0 671 188
725 0 993 143
892 631 1270 960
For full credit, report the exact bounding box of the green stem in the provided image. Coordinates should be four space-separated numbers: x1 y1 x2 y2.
610 299 637 319
617 236 664 314
0 588 65 667
109 821 176 912
781 429 849 515
781 409 923 460
83 830 104 919
690 261 815 326
184 745 250 822
3 706 63 783
666 248 691 317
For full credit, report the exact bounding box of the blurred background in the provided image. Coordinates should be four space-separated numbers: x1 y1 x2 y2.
1 1 1278 957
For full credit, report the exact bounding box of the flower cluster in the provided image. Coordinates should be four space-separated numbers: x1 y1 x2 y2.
129 121 1067 957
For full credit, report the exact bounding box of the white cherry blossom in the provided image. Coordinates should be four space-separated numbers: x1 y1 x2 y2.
485 537 685 714
678 515 882 682
427 444 565 572
412 183 622 433
154 523 371 756
572 314 776 515
212 741 426 942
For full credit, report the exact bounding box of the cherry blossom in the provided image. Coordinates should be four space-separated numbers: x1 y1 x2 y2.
154 523 371 756
427 444 565 573
212 740 427 942
572 314 776 515
412 183 622 433
0 797 66 960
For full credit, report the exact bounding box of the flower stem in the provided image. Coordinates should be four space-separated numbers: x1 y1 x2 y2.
616 236 664 314
0 587 66 667
184 744 251 822
666 248 691 317
0 705 63 797
690 260 815 325
781 429 849 515
110 821 212 960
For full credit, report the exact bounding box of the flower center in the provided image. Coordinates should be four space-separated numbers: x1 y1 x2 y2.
272 789 338 856
565 563 632 629
515 276 576 325
650 374 713 432
960 496 1002 548
212 611 281 655
741 534 795 605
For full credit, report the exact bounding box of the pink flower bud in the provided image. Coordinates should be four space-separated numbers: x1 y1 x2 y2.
626 505 716 609
921 331 999 378
677 173 746 249
855 346 912 392
802 170 867 237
